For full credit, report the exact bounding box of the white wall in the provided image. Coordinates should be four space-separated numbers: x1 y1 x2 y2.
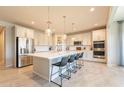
120 22 124 65
107 6 124 66
0 21 15 67
107 21 121 66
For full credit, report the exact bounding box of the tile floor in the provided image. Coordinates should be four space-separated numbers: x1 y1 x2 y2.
0 61 124 87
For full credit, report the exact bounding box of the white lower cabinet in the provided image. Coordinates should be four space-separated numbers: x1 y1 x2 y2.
83 51 93 61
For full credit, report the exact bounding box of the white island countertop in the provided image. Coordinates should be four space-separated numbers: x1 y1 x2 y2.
28 50 86 59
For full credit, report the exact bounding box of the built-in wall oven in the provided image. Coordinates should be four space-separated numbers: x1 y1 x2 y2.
93 41 105 59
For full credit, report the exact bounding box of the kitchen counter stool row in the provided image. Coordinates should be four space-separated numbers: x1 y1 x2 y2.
50 52 84 87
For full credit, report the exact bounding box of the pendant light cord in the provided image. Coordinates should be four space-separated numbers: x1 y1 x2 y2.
72 23 74 32
48 6 50 29
63 16 66 34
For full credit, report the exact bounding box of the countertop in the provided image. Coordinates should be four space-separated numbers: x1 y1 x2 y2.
27 50 89 59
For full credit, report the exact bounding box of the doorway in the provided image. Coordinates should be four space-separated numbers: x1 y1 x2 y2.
0 26 5 68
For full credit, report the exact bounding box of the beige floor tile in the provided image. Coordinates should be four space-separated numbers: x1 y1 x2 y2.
0 61 124 87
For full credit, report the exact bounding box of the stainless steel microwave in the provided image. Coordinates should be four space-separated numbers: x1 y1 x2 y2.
74 41 82 45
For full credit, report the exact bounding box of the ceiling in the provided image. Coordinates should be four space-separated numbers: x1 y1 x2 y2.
0 6 110 34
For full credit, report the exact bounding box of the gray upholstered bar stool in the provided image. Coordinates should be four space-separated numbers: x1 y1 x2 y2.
78 52 84 68
50 56 70 87
75 53 81 69
68 54 77 77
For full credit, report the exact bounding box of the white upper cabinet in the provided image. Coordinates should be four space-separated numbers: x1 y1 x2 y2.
67 32 91 46
34 31 53 46
82 32 92 45
67 34 83 45
15 25 26 37
34 31 45 45
15 25 34 38
92 29 106 41
26 29 34 38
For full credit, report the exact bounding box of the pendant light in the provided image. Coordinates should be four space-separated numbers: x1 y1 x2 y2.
46 6 52 36
63 16 67 40
71 23 76 41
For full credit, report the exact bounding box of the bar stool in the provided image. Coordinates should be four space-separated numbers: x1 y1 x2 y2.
50 56 70 87
75 53 81 69
68 54 77 76
78 52 84 68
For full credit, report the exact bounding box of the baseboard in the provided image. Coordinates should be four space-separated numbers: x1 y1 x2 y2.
107 63 118 67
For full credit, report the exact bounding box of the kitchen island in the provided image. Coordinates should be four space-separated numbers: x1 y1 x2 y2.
28 51 83 82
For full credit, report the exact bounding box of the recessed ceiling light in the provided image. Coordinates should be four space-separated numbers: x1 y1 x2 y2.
31 21 35 24
94 23 98 26
90 8 95 12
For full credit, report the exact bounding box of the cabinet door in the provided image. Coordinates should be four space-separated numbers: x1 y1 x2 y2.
27 56 33 64
82 32 91 45
15 26 26 37
27 29 34 39
99 29 105 41
67 34 83 45
92 29 105 41
15 25 35 39
34 31 46 45
20 55 28 66
67 35 74 45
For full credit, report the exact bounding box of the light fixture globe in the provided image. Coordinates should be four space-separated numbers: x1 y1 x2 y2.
45 6 52 36
63 34 67 40
45 28 52 36
63 16 67 40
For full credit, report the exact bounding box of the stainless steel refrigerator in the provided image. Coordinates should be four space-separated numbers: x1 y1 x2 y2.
16 37 34 68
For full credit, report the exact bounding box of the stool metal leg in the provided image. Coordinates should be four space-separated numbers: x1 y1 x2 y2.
73 62 77 73
69 62 77 73
66 64 71 79
50 65 70 87
79 59 84 67
59 67 62 87
76 60 82 69
50 65 53 82
50 65 62 87
82 59 84 66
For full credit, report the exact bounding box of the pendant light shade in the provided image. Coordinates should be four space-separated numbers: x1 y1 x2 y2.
71 23 75 40
46 6 52 36
63 34 67 40
46 28 52 36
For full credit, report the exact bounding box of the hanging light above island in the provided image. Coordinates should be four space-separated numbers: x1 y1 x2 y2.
63 16 67 40
45 6 52 36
